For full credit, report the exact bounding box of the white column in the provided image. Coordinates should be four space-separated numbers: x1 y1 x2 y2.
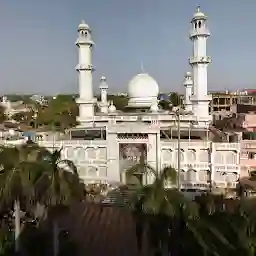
189 7 212 120
99 76 109 113
183 71 193 112
147 133 158 184
106 131 120 183
75 21 96 123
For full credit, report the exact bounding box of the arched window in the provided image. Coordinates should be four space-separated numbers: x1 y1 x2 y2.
180 149 184 162
214 152 223 164
174 149 184 162
226 172 237 183
226 151 237 164
86 147 96 159
80 30 88 37
162 149 172 162
180 170 185 182
194 22 197 29
198 170 208 182
198 21 202 28
187 149 196 162
199 149 208 162
187 169 196 181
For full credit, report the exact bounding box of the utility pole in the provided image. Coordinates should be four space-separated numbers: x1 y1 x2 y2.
177 109 181 191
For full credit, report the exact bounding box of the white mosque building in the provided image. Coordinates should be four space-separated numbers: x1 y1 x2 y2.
39 7 240 191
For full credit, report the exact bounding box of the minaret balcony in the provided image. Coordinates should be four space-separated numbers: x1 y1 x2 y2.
189 56 211 64
190 95 212 102
75 39 94 46
189 29 210 38
75 64 95 71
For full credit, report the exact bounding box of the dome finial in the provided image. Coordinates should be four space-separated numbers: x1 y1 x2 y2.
140 62 145 73
197 5 200 12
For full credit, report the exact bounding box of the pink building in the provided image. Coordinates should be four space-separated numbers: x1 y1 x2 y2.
240 113 256 178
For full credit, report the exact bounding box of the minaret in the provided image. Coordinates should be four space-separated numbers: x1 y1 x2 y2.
183 71 193 112
99 76 109 113
75 20 96 122
189 6 212 120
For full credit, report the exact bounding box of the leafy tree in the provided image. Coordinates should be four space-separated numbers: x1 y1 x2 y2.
169 92 182 107
0 143 48 253
35 148 84 256
11 111 34 125
121 163 240 255
35 94 78 130
158 100 171 110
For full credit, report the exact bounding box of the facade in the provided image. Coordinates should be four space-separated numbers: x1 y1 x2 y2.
38 7 240 191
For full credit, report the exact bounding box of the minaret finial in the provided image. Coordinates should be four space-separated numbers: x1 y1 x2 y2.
197 5 200 12
140 62 145 73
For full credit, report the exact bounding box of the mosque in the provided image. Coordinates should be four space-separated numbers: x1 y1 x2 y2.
39 7 240 191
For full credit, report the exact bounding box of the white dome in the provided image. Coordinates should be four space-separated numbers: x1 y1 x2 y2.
185 71 192 77
192 6 207 20
78 20 90 30
128 73 159 99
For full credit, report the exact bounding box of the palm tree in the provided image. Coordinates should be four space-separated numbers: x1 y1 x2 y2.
124 163 236 255
124 164 193 254
0 143 47 253
36 148 83 256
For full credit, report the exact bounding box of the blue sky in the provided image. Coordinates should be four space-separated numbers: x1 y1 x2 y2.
0 0 255 94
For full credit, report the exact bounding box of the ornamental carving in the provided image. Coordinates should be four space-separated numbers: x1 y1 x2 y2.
117 133 148 140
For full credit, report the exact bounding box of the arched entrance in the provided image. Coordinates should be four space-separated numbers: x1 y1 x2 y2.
119 143 147 185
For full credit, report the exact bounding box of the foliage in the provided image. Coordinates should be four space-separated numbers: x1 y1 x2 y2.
0 228 13 255
0 144 83 255
0 106 6 124
11 111 34 125
169 92 182 106
0 143 47 206
122 164 256 255
35 148 84 208
36 94 78 130
107 95 128 111
158 100 171 110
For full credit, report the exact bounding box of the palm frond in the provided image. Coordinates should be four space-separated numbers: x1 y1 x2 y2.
125 162 158 179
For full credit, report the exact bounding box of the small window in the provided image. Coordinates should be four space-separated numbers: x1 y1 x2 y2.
81 31 87 37
249 152 255 159
195 22 197 29
198 21 201 28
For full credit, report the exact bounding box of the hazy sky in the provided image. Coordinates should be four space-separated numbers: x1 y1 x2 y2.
0 0 255 94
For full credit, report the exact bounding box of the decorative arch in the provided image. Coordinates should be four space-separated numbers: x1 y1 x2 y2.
226 151 237 165
199 149 209 162
86 147 97 159
187 149 196 162
186 169 197 182
214 151 224 164
75 147 86 161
